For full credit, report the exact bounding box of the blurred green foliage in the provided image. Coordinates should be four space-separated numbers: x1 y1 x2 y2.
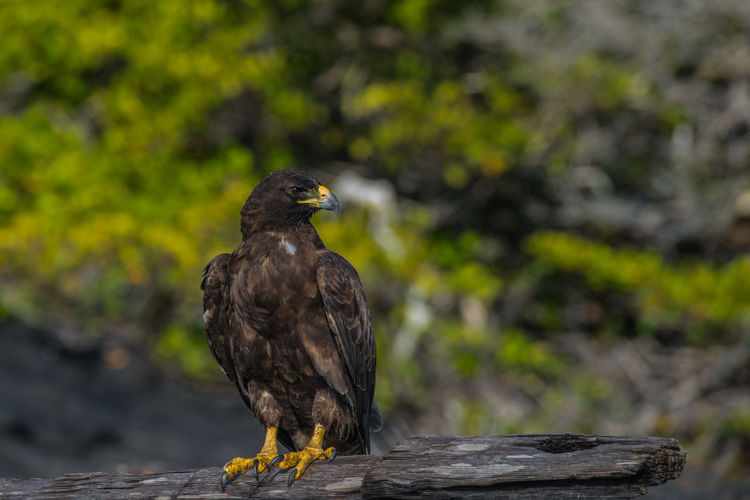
526 231 750 342
723 406 750 440
1 1 749 468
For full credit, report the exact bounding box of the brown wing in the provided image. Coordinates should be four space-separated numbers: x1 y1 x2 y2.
316 251 377 453
201 253 239 386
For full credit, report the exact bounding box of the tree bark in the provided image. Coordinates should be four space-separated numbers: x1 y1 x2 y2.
0 434 686 499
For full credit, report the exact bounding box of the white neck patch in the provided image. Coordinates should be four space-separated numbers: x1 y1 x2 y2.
282 240 297 256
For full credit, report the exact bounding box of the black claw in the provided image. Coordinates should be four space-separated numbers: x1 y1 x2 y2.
328 448 337 462
269 465 287 482
269 455 283 468
252 459 260 482
287 468 298 487
220 470 231 491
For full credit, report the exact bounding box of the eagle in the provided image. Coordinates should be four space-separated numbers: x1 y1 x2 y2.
201 169 381 489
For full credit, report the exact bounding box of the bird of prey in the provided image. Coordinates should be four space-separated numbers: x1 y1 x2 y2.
201 169 381 489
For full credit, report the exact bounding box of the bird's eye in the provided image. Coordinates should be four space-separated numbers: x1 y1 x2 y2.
290 186 307 194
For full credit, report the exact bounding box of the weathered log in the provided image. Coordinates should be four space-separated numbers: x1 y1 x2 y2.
0 434 686 499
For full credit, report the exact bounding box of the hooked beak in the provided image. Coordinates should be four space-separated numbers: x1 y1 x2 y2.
298 184 340 216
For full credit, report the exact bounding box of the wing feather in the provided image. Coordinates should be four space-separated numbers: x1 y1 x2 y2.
202 253 237 384
316 251 376 453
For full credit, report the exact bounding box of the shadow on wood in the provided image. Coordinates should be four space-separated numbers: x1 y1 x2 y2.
0 434 686 499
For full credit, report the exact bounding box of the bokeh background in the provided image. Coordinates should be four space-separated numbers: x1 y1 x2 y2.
2 0 750 496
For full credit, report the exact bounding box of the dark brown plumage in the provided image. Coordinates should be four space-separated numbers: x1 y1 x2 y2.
201 169 380 487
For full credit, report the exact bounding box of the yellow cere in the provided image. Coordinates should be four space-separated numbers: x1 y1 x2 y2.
298 185 330 204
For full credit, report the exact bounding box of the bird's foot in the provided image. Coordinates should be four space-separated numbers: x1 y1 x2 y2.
278 444 336 486
221 451 279 490
220 426 280 490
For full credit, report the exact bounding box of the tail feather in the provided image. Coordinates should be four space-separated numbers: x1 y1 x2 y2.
369 401 383 433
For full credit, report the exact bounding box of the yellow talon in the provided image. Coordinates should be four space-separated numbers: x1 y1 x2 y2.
278 423 336 486
278 445 335 471
221 426 279 489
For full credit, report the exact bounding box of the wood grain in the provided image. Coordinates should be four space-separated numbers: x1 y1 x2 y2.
0 434 686 499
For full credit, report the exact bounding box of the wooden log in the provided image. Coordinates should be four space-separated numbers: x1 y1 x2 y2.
0 434 686 499
363 434 686 498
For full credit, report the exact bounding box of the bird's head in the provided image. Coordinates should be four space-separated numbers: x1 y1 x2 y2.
240 169 339 238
